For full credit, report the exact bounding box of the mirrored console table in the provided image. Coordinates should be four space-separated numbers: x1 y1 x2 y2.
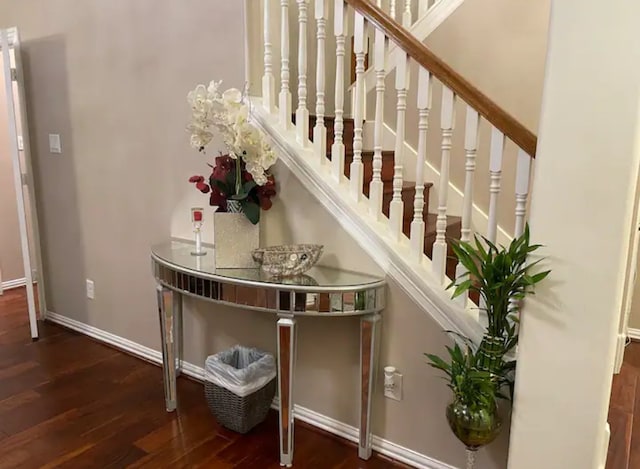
151 240 386 467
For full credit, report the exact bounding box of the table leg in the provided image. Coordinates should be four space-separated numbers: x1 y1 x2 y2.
277 315 297 467
359 313 381 459
157 284 182 412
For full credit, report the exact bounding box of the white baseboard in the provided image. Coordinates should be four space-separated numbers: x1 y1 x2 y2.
628 328 640 341
1 277 27 291
45 311 457 469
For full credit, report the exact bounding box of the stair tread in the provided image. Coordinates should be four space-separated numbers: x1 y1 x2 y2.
345 150 395 158
382 181 434 194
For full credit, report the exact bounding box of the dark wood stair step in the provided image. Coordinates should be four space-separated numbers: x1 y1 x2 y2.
381 182 433 220
292 114 355 147
344 151 395 186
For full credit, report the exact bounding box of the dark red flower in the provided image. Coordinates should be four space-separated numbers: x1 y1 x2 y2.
211 155 235 182
189 175 204 183
195 181 210 194
256 175 276 211
209 185 227 211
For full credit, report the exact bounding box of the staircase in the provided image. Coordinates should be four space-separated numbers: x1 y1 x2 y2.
250 0 537 341
294 113 462 280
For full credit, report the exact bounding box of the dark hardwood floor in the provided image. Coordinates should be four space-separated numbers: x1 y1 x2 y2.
0 287 407 468
607 341 640 469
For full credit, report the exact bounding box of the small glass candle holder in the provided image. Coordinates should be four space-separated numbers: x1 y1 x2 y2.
191 207 207 256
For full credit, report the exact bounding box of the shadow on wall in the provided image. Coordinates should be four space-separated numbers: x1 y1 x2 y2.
21 35 88 322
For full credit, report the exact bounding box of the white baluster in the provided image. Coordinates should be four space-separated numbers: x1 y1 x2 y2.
455 107 479 309
350 12 366 201
418 0 430 17
331 0 347 182
279 0 292 129
389 52 410 239
263 0 276 113
514 149 532 237
296 0 309 146
432 86 456 282
369 2 386 218
508 148 532 321
403 0 412 27
410 67 431 258
487 127 505 243
389 0 397 20
313 0 327 164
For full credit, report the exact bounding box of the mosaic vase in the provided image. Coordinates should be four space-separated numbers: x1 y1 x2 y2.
213 201 259 268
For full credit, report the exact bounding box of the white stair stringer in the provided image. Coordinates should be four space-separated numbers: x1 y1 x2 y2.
251 98 484 344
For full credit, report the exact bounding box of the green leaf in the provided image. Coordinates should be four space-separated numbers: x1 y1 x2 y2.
243 180 257 194
531 270 551 283
241 200 260 225
425 354 451 372
210 178 230 195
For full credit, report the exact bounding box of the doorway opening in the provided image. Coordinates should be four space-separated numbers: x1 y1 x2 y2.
0 28 46 339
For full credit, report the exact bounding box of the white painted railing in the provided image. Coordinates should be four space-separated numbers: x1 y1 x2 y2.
255 0 536 335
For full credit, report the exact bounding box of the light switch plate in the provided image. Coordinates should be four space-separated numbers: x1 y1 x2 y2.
49 134 62 154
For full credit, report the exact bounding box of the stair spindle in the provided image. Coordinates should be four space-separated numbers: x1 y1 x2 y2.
262 0 276 113
389 0 397 20
369 2 387 218
418 0 429 17
455 106 479 309
389 51 410 239
514 149 532 237
279 0 292 129
313 0 327 163
403 0 412 27
487 127 505 243
349 12 366 201
296 0 309 146
432 86 456 283
331 0 347 182
410 66 432 258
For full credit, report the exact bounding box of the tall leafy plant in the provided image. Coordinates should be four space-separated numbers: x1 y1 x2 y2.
427 224 550 402
448 225 549 374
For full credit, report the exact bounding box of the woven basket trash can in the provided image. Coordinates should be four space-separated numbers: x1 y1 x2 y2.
204 345 277 434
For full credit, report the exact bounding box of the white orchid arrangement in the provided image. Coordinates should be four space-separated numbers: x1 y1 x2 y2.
187 81 277 186
187 81 278 224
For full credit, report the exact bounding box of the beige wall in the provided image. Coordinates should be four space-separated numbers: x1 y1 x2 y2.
0 54 24 283
0 1 508 467
426 0 550 134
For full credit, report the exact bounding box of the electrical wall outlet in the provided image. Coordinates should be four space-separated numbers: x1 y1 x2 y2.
86 279 95 300
384 366 403 401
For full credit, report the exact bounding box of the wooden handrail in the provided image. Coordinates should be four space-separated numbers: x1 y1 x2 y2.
345 0 538 157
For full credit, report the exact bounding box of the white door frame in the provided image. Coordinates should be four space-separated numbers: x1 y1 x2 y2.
1 28 46 339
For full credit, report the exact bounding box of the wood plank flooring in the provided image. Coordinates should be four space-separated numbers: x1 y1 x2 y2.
607 341 640 469
0 287 407 468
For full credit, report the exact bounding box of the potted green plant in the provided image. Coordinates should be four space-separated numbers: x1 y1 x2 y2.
426 225 550 468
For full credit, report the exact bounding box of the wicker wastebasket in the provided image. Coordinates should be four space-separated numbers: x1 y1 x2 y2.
204 345 277 434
